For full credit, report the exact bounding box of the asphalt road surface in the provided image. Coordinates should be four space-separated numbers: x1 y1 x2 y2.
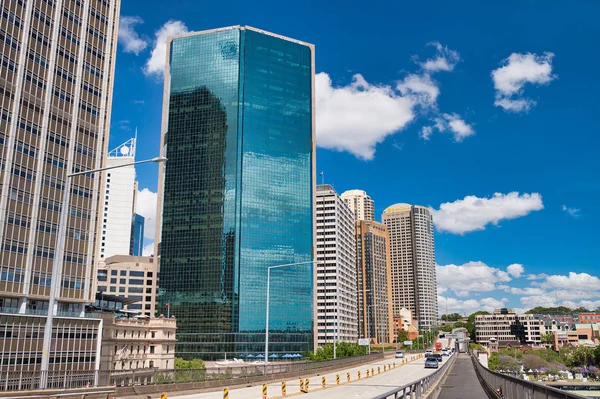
171 353 445 399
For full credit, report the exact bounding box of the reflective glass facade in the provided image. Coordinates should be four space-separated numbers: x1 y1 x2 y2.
130 213 145 256
158 26 315 359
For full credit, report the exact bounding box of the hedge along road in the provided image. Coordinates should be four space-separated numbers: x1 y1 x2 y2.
169 353 431 399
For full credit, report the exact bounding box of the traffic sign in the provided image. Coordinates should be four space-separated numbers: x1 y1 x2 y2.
403 340 413 345
358 338 370 346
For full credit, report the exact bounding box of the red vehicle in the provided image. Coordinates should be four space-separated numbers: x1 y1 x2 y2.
435 342 442 351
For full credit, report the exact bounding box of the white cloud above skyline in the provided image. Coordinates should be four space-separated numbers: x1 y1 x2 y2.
118 16 149 55
491 52 556 112
144 20 189 77
437 261 512 295
419 41 461 73
507 263 524 278
562 204 581 218
431 192 544 235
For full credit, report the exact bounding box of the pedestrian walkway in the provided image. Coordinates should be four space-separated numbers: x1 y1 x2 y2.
438 353 490 399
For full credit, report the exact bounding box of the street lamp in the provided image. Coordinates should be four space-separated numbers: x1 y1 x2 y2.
264 260 315 375
39 156 166 388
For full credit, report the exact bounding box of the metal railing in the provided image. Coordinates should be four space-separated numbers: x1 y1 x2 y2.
372 354 456 399
0 353 385 391
472 352 586 399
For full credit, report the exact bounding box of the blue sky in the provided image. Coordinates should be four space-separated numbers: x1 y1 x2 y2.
110 0 600 315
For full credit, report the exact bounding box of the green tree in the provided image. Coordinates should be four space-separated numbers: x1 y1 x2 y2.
488 352 500 370
397 329 409 345
439 325 453 332
524 306 573 314
540 333 554 345
311 342 367 361
468 311 490 324
441 313 462 322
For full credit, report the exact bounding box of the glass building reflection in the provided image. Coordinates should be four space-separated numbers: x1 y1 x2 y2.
156 26 315 359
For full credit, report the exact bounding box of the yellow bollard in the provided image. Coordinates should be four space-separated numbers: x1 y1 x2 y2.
282 381 286 397
306 378 310 392
367 369 370 378
223 388 228 399
300 379 305 393
161 393 168 399
322 376 326 388
372 367 374 376
262 384 267 399
358 371 361 380
393 362 396 368
336 374 340 385
347 372 350 382
378 366 380 374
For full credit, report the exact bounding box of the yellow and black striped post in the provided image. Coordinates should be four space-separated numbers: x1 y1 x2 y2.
300 379 305 392
223 388 229 399
322 376 326 388
346 372 350 382
305 378 310 392
358 371 361 380
366 369 370 378
262 383 267 399
383 365 386 372
393 362 396 368
282 381 286 397
371 367 374 376
161 393 168 399
377 366 380 374
336 374 340 385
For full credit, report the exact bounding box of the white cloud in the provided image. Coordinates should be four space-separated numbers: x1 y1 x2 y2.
507 263 524 278
316 73 415 160
431 192 544 235
437 261 512 295
491 52 556 112
396 73 439 107
562 205 581 218
420 42 461 73
438 295 506 315
527 273 548 280
136 188 157 240
144 20 189 77
118 16 148 55
503 286 546 296
420 113 474 142
142 242 154 256
542 272 600 292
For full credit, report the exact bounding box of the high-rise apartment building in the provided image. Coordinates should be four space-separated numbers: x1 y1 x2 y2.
475 308 542 345
0 0 120 388
316 184 357 346
355 221 394 344
155 26 315 359
100 138 138 259
382 204 437 331
340 189 374 221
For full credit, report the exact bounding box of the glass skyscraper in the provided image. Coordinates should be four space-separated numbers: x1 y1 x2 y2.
155 26 315 359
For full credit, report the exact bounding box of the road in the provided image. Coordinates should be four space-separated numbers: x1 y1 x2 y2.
171 353 445 399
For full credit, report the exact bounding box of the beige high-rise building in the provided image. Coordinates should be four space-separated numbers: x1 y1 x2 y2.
340 189 374 221
316 184 357 346
383 204 437 331
355 220 394 344
0 0 121 388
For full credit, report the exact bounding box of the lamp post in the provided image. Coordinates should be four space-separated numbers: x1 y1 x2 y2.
39 156 166 389
264 260 315 375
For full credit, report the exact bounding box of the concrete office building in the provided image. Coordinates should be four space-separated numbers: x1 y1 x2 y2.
96 255 158 317
0 0 120 388
355 221 394 344
475 308 543 345
316 184 357 346
340 189 374 222
100 137 143 259
155 26 315 359
382 204 438 331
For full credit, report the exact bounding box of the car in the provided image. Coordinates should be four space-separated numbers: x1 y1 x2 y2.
425 350 433 356
395 351 404 358
441 349 450 356
425 358 439 369
433 353 443 363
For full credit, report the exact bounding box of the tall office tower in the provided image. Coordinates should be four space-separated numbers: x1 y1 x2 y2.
155 26 315 359
315 184 357 346
355 221 394 344
0 0 120 387
100 138 138 259
382 204 438 331
340 189 374 222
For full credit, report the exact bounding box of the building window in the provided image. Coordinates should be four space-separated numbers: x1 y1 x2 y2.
150 346 155 354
